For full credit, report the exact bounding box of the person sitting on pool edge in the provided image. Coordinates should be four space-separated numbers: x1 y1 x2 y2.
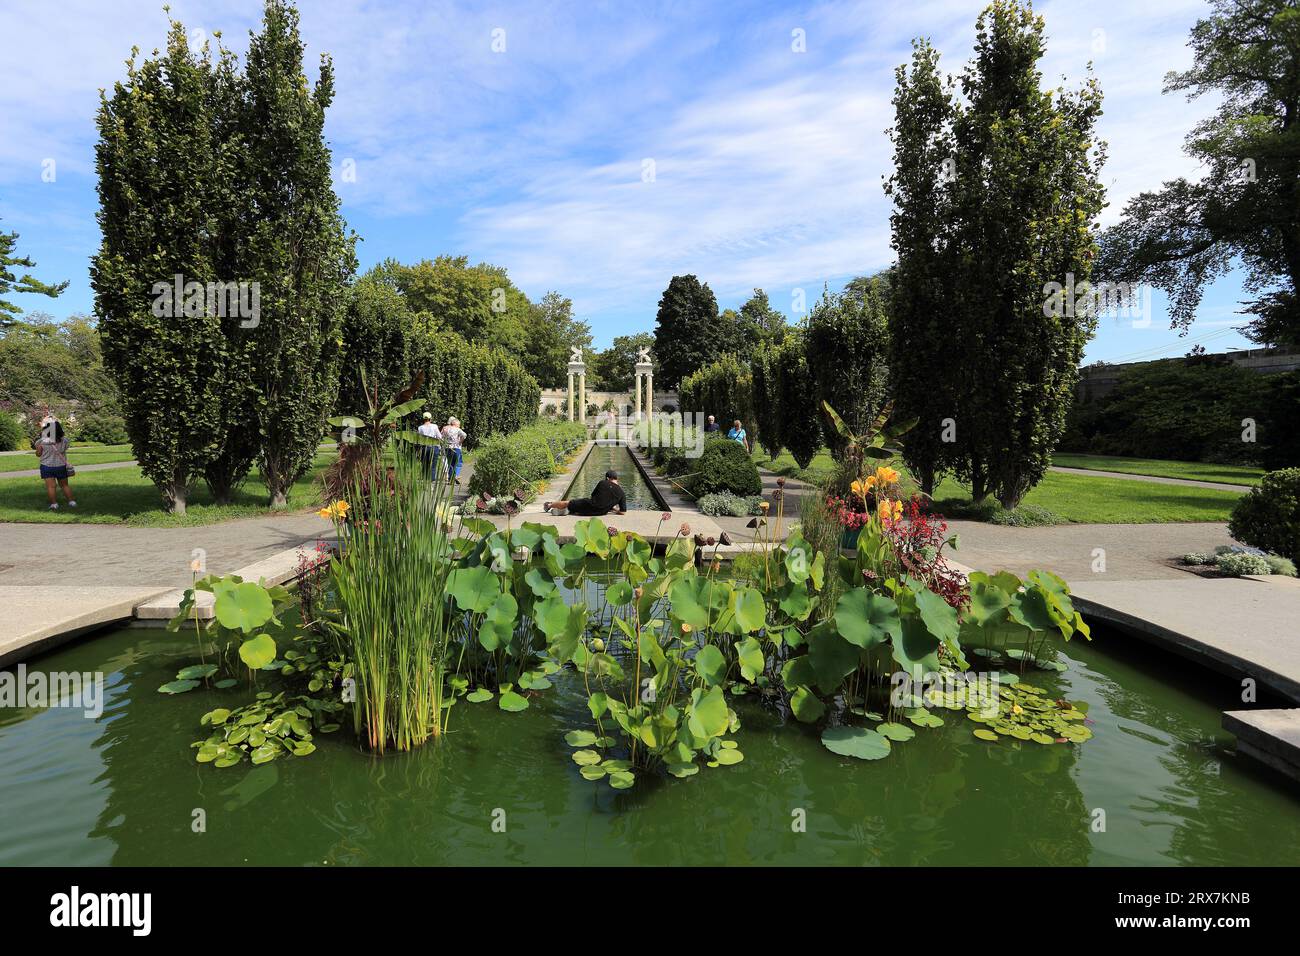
545 469 627 516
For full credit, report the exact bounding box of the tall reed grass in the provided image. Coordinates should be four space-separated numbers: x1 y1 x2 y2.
329 448 458 753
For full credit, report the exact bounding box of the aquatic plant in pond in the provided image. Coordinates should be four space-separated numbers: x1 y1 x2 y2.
325 449 459 752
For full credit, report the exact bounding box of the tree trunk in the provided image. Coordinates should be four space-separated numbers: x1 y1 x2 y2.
169 478 188 515
269 488 288 510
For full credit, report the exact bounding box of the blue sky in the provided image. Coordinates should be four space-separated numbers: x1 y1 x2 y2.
0 0 1257 364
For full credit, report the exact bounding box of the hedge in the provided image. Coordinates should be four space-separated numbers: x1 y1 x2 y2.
679 353 754 437
467 419 586 502
338 280 540 447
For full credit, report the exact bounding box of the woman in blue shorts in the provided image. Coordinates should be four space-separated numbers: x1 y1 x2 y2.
34 417 77 511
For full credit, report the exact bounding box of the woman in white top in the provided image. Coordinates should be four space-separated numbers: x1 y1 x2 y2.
34 417 77 510
417 411 443 481
442 416 467 483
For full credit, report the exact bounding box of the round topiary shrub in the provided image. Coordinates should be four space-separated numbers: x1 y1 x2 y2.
691 437 762 497
1229 468 1300 564
469 436 537 502
0 413 23 452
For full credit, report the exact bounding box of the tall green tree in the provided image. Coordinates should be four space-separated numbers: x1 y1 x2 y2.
652 274 723 388
1 217 67 330
885 39 957 494
237 0 356 507
524 291 592 387
92 21 238 513
804 279 891 457
775 332 822 470
921 0 1105 507
679 353 754 436
750 338 785 460
1098 0 1300 346
591 332 654 392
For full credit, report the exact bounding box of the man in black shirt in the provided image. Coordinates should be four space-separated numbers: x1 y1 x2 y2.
703 415 721 434
546 470 627 516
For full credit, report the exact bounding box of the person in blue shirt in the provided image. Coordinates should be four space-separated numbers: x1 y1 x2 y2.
726 419 749 453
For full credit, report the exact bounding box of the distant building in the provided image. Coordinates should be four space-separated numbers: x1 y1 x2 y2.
1077 346 1300 401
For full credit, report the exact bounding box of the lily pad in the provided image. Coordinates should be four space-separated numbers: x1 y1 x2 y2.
821 726 891 760
973 729 999 741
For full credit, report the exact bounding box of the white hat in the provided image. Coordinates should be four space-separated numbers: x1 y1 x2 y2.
422 412 433 420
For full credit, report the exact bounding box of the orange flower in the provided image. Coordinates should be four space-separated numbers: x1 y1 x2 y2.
850 476 876 499
876 499 902 524
873 466 900 486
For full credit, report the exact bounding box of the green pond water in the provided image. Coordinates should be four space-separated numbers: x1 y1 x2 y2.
563 443 666 511
2 623 1299 866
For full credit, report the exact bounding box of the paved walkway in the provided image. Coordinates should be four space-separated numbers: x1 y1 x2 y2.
0 459 138 478
0 513 335 588
1048 464 1249 493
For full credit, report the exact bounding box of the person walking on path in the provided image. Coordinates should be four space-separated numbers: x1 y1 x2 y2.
442 416 467 484
34 417 76 510
545 469 627 516
703 414 721 434
417 412 443 481
726 419 749 453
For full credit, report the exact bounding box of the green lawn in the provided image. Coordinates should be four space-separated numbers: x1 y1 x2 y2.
930 470 1245 523
751 444 838 484
0 453 334 526
751 442 1244 523
1048 453 1264 486
0 443 136 473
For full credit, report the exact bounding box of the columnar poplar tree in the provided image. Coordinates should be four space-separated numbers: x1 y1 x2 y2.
750 339 784 461
887 1 1105 508
775 332 822 469
884 40 956 496
803 278 891 457
950 1 1105 507
652 275 723 389
237 0 356 508
92 23 239 513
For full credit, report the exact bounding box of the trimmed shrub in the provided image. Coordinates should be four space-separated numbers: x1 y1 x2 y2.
75 414 130 445
1215 552 1272 577
679 353 754 437
1229 468 1300 564
466 418 580 502
691 437 762 497
697 491 764 517
1181 552 1215 566
0 413 23 452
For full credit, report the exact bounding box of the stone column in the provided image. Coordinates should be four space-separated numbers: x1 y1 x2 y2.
646 371 654 416
634 371 642 421
568 359 586 425
634 359 653 421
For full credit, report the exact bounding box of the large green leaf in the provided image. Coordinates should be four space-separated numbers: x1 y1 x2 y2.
731 587 766 633
834 588 899 648
574 518 611 558
687 686 729 739
776 581 812 621
806 621 859 693
789 685 825 723
694 644 727 686
669 574 714 631
447 565 499 614
892 615 942 680
821 725 891 760
238 633 277 671
736 637 764 682
214 582 274 634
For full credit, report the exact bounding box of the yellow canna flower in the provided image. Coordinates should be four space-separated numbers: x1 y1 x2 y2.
877 499 902 524
850 476 876 499
874 466 900 486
